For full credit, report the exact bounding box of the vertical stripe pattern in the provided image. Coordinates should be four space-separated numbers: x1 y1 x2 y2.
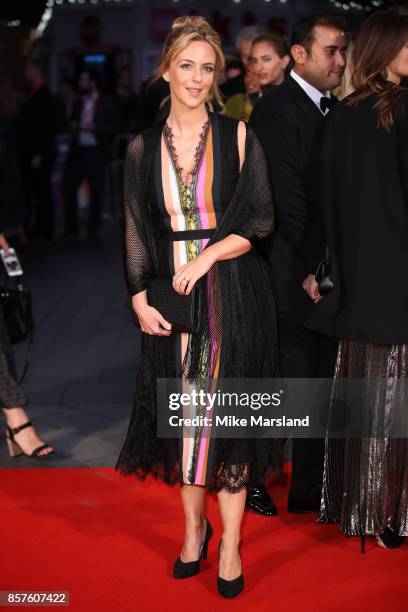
160 122 220 486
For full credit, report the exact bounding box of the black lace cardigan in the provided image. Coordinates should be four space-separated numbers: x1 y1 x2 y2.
123 112 278 380
116 113 281 490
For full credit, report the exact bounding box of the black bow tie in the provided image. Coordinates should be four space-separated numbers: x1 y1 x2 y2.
320 96 336 113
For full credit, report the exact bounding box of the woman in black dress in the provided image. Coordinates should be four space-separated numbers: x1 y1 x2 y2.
305 9 408 550
0 75 50 456
116 16 280 597
0 230 54 457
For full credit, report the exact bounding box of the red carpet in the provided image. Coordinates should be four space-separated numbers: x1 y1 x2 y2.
1 467 407 611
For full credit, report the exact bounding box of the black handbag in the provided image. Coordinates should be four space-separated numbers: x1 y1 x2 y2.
134 277 202 334
315 246 334 296
0 284 34 344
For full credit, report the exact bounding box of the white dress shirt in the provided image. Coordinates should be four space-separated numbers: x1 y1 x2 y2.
79 92 98 146
290 69 331 115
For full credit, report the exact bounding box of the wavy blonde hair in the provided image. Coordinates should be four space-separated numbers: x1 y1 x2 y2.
334 39 355 100
156 16 225 110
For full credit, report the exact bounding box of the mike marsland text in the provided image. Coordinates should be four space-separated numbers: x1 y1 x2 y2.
168 415 310 427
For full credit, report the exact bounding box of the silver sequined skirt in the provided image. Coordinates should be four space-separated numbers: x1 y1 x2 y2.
319 339 408 536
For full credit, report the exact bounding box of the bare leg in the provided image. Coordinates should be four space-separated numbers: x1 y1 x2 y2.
179 484 207 562
217 487 246 580
3 407 53 456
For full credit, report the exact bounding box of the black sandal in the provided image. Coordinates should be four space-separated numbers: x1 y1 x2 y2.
6 421 54 459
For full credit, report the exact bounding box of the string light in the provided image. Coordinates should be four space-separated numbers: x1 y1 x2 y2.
31 0 387 10
34 0 389 25
36 0 54 38
330 0 377 11
3 20 21 27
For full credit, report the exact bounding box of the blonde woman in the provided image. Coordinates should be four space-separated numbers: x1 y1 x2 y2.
334 38 355 100
116 16 280 598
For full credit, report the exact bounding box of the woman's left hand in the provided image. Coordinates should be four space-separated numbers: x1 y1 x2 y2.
173 250 216 295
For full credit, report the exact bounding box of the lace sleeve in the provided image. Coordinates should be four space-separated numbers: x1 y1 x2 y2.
123 135 155 296
232 126 275 244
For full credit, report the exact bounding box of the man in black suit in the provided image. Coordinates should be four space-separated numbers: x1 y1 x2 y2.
220 25 264 100
20 59 56 240
249 15 348 515
63 68 117 239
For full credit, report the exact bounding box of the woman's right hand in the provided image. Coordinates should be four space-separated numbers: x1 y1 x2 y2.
132 291 171 336
133 301 172 336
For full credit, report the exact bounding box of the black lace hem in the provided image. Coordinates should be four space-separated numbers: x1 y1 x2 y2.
117 462 259 495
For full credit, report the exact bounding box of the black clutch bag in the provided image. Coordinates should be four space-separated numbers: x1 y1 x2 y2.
0 285 34 344
135 277 202 334
315 246 334 296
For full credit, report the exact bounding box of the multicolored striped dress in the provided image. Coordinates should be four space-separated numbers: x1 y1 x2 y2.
157 119 220 486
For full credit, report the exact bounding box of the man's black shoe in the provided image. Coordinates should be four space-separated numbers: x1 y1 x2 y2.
287 496 321 514
246 485 278 517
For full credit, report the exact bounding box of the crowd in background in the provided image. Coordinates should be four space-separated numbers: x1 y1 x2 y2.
0 22 354 246
0 61 138 244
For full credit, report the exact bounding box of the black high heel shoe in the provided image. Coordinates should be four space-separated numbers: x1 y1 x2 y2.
376 528 405 550
217 540 244 599
6 421 54 459
173 518 213 579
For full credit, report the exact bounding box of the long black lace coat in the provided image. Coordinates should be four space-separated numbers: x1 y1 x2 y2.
116 113 282 492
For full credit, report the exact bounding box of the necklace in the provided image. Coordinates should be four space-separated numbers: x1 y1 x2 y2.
164 118 210 187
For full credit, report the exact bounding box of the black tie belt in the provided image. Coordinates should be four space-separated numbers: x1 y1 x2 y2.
160 229 216 241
